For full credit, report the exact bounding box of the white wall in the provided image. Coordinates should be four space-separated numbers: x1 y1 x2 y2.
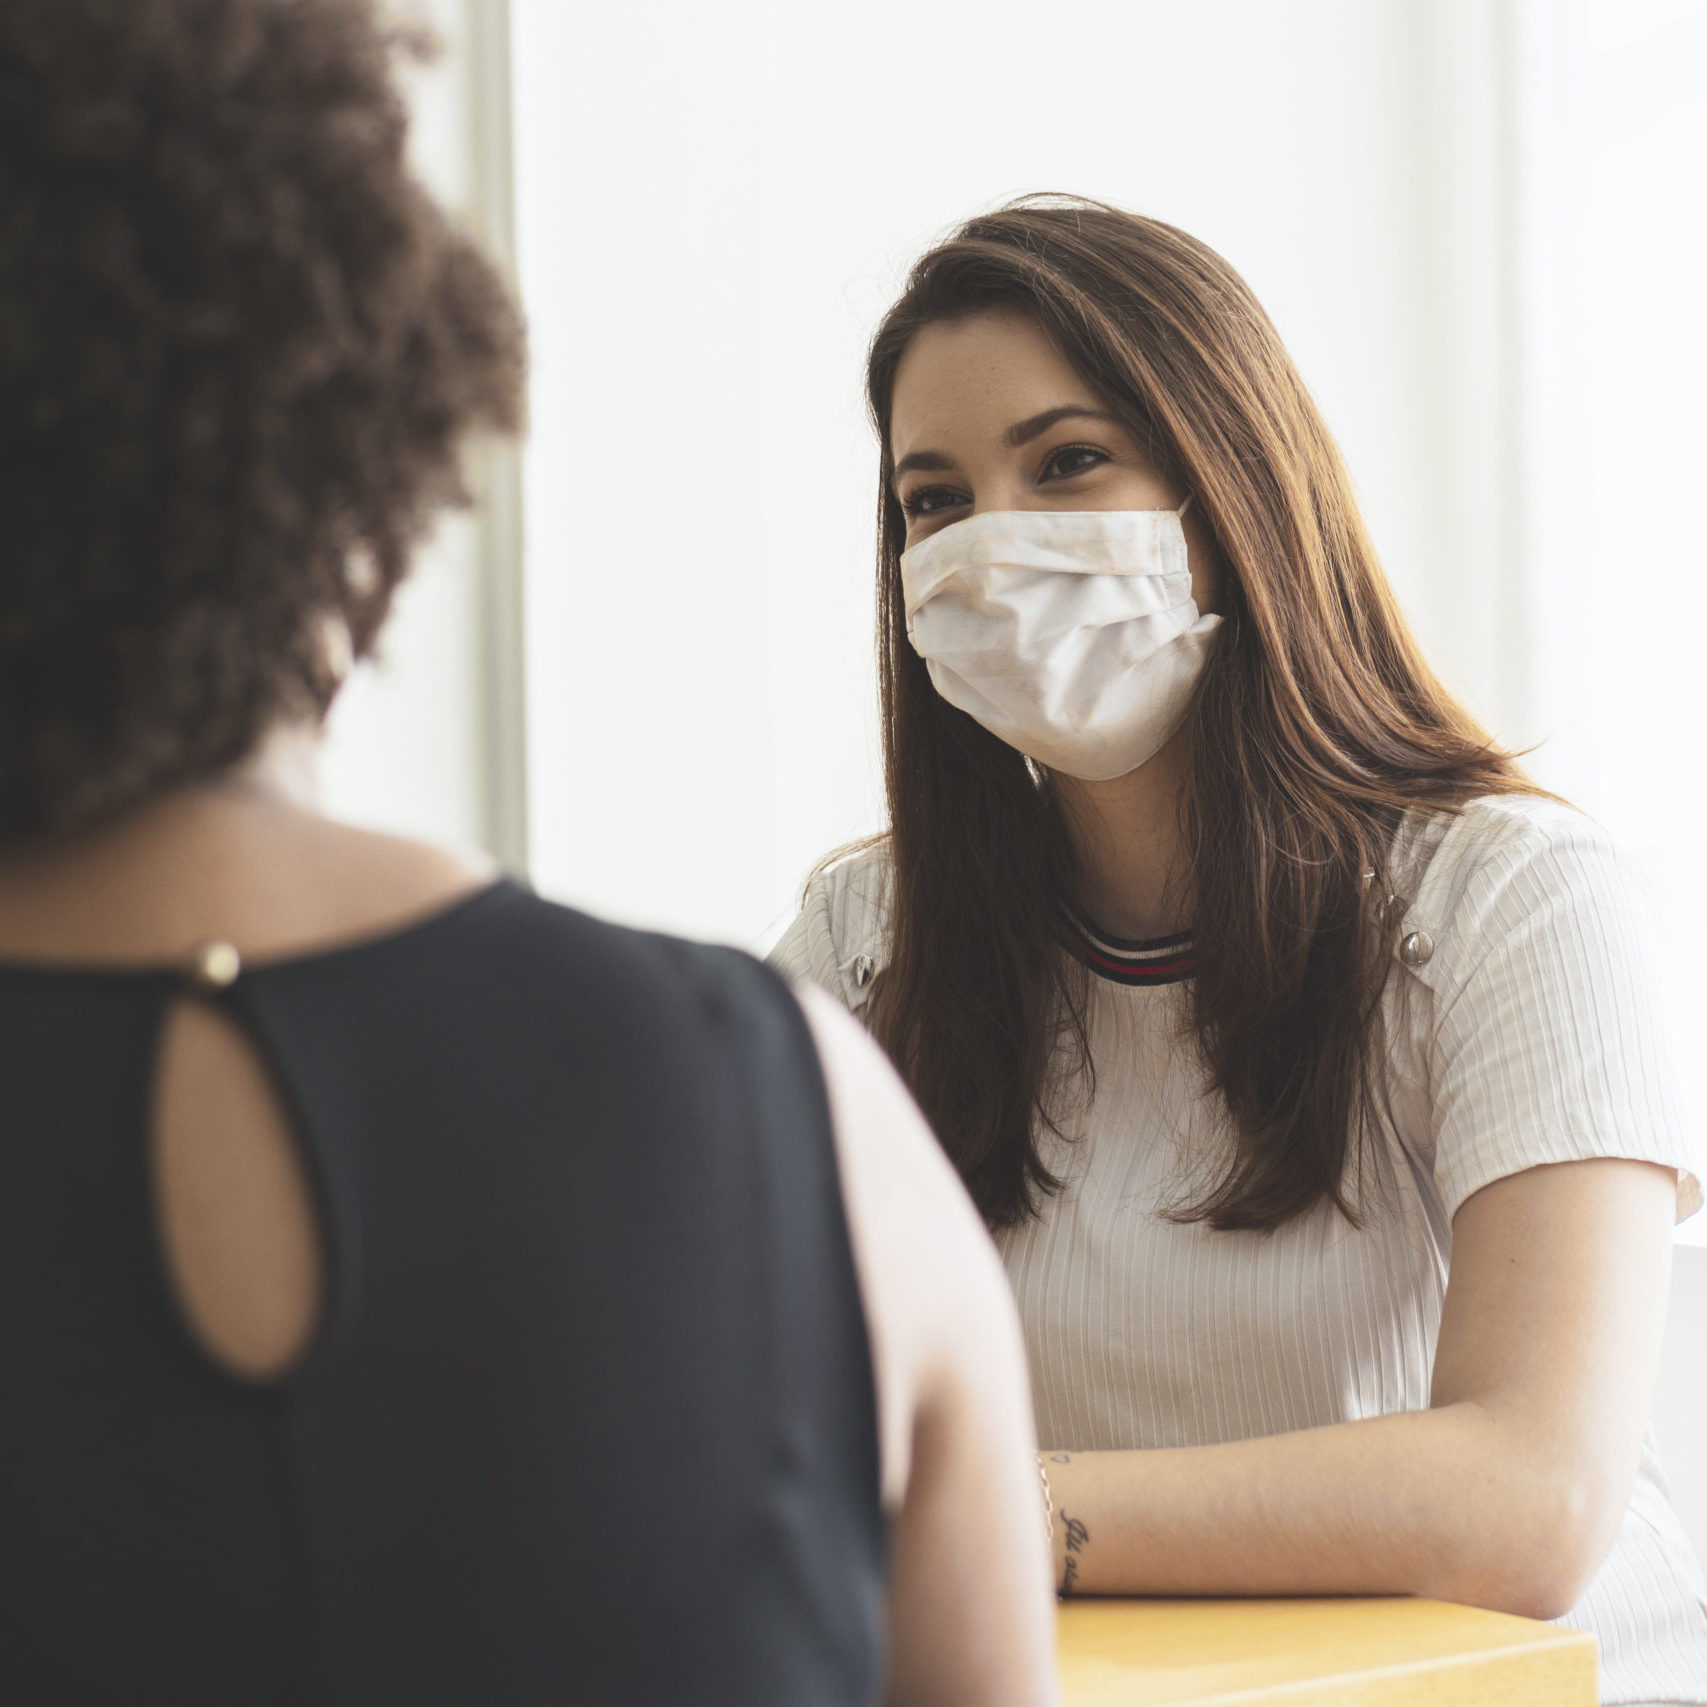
1580 0 1707 1240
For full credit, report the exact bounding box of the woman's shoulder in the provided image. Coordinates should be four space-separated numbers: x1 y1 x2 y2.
1387 795 1702 1224
767 840 895 1012
1392 792 1632 939
1387 790 1670 1047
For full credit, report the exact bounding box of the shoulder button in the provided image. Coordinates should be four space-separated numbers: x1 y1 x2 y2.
852 954 875 989
1397 930 1434 968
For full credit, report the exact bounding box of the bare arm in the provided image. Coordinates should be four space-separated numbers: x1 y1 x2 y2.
799 986 1060 1707
1040 1157 1677 1619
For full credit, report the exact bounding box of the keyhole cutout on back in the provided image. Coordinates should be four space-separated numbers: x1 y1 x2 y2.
151 994 326 1382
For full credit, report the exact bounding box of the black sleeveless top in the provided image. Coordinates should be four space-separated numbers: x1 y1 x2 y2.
0 881 885 1706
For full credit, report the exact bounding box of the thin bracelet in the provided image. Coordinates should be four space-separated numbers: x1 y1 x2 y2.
1036 1452 1054 1556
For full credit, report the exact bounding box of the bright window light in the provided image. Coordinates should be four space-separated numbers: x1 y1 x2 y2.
1583 0 1707 1238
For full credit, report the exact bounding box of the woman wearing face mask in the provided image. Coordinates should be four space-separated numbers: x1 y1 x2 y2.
773 197 1707 1705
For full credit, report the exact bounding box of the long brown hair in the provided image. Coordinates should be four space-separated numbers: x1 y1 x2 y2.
863 197 1537 1233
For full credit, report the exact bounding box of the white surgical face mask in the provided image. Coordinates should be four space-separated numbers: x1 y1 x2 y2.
899 502 1222 781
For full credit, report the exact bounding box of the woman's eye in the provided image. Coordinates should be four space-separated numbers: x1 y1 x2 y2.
902 485 967 518
1040 444 1109 481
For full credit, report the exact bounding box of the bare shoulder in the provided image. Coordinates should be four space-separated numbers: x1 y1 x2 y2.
195 806 501 962
299 813 498 919
796 980 983 1231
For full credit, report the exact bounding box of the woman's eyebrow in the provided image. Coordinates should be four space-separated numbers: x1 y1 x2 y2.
892 448 956 482
1004 405 1116 447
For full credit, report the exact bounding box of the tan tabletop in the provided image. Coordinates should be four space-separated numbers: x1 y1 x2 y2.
1057 1596 1597 1705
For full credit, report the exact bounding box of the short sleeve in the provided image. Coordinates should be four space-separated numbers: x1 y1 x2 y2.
767 897 826 987
764 845 893 1015
1409 801 1702 1224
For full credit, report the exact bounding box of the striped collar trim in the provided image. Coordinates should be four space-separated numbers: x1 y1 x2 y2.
1059 905 1195 987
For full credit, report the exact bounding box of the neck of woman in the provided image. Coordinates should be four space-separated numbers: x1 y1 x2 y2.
0 723 493 967
0 729 322 954
1053 730 1192 941
0 725 322 880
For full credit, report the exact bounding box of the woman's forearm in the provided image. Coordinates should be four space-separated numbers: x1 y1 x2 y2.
1045 1400 1610 1619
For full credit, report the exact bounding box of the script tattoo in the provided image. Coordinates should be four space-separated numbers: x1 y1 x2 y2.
1060 1513 1090 1596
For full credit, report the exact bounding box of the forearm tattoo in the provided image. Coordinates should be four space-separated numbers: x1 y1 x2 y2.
1060 1514 1090 1596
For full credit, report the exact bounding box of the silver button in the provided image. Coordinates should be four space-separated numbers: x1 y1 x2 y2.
187 940 242 989
1397 930 1434 968
852 954 875 989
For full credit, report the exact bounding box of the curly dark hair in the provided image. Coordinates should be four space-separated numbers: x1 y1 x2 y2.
0 0 525 839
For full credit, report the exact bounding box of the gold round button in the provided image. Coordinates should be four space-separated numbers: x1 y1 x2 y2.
187 940 242 989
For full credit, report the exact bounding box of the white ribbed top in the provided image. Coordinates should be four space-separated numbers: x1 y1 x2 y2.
771 796 1707 1706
